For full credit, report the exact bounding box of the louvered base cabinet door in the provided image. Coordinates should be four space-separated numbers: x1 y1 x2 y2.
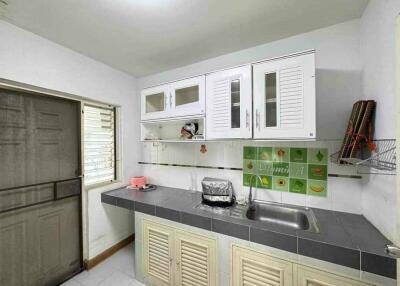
175 230 217 286
295 265 372 286
143 220 175 286
231 245 293 286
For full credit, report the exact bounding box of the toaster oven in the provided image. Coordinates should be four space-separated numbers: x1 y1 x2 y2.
201 177 235 207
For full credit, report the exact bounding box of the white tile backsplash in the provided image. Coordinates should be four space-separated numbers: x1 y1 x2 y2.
282 191 308 207
140 140 369 214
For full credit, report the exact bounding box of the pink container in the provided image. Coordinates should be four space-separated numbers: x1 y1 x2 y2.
130 176 147 188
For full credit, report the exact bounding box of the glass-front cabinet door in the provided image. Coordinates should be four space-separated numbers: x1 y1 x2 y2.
141 84 170 120
206 65 252 139
169 75 205 117
253 52 316 139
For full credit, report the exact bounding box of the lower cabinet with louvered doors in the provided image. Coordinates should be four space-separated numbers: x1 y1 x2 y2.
143 220 175 286
294 265 373 286
231 245 293 286
175 230 217 286
142 219 217 286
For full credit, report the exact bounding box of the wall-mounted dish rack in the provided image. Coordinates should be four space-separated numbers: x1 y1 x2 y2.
330 139 396 175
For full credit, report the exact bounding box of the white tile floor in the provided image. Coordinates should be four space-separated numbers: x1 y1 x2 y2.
62 243 146 286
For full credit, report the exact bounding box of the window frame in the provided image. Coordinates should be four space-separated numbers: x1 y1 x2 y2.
82 102 121 190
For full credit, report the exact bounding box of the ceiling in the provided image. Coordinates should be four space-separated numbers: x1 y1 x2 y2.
2 0 369 77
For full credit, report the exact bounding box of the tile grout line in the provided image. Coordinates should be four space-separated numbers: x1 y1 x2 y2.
137 161 362 179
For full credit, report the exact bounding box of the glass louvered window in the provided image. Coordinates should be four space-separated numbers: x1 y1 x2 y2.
84 105 116 186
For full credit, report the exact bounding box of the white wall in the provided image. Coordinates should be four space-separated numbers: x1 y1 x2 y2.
0 20 140 259
360 0 400 245
137 20 365 214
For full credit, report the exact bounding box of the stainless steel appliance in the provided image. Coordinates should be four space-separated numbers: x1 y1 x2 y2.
201 177 235 206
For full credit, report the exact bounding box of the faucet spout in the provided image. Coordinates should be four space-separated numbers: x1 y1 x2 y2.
248 174 262 211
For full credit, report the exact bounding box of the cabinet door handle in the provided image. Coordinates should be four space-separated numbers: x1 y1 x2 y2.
256 109 260 130
164 94 167 110
246 109 249 128
170 93 172 108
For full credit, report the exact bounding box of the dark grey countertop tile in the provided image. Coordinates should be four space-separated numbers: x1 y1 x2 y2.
312 208 342 224
115 195 134 210
250 227 297 253
155 206 180 222
335 212 392 257
248 219 298 236
135 201 155 215
361 252 397 279
181 212 212 231
297 223 358 250
101 192 117 205
298 238 360 270
212 218 249 240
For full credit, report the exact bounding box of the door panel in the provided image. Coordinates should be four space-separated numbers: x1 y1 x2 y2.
37 198 81 286
169 75 205 117
0 91 28 189
0 184 53 213
295 265 371 286
206 65 252 139
0 207 38 286
141 84 170 120
175 230 216 286
143 220 175 286
232 245 293 286
34 96 79 181
253 52 316 139
37 141 61 182
39 210 62 276
0 88 82 286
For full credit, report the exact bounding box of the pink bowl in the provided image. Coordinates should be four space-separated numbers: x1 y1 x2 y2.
130 176 147 188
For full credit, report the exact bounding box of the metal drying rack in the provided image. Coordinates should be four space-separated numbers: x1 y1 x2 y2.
330 139 396 175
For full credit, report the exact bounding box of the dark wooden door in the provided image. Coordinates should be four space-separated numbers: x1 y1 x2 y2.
0 88 82 286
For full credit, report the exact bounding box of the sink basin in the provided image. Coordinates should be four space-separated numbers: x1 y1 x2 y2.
246 201 318 232
195 200 319 233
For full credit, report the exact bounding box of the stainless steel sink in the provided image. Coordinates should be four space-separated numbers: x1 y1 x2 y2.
195 200 319 233
246 201 319 232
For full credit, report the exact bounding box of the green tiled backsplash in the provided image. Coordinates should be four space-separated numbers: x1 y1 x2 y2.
243 146 328 197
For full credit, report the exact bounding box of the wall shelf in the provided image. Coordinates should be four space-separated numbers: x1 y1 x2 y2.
330 139 396 175
141 116 205 142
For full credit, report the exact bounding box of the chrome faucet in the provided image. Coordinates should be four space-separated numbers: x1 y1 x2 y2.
248 174 262 211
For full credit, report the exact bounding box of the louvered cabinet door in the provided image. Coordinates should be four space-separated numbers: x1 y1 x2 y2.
206 65 252 139
143 220 175 286
253 52 316 140
232 245 293 286
174 230 217 286
295 265 373 286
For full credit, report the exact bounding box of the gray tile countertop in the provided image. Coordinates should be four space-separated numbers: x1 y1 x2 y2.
102 186 396 279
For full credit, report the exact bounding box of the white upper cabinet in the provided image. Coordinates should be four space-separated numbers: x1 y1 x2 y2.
141 84 170 121
169 75 205 118
141 76 205 121
253 52 316 140
206 65 252 139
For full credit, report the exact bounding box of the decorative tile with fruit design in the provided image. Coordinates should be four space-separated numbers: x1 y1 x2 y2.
243 146 328 197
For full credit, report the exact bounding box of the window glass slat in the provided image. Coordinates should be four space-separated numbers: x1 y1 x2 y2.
84 105 116 186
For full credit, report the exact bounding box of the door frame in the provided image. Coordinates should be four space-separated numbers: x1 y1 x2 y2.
396 14 400 284
0 78 85 280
